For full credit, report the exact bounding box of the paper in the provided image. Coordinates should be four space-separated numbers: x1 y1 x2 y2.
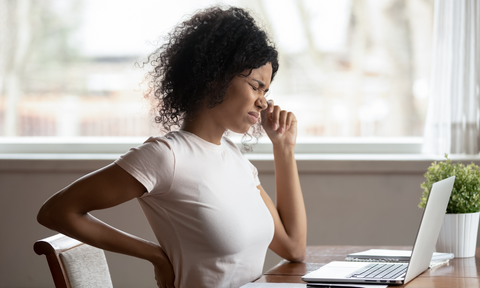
240 284 386 288
240 284 306 288
306 285 388 288
345 249 454 263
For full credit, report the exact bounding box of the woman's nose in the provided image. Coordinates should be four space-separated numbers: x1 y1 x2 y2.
257 96 268 110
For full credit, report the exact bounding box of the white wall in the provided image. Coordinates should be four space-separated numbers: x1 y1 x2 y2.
1 156 479 288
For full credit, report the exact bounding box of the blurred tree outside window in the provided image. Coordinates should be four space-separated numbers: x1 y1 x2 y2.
0 0 433 138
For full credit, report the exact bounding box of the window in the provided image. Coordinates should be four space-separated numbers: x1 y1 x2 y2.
0 0 432 144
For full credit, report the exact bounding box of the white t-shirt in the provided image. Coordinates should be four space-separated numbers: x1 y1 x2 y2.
115 130 274 288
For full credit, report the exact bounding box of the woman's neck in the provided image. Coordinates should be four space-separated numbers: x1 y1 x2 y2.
180 113 226 145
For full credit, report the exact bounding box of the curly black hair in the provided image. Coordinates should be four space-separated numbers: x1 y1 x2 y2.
142 6 279 140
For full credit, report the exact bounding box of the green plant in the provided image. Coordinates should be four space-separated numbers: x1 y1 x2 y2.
419 154 480 213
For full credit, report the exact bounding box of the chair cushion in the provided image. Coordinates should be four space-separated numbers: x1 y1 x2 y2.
60 244 113 288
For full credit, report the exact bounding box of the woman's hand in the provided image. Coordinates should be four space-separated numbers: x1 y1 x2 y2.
261 100 297 148
152 247 175 288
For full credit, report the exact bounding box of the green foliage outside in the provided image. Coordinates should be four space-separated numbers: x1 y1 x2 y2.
419 154 480 214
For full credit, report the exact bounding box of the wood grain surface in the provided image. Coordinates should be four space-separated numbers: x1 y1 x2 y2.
255 246 480 288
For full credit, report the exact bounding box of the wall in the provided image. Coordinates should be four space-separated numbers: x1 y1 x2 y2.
1 155 479 288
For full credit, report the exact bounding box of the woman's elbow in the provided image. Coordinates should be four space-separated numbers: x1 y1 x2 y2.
37 193 64 230
287 247 306 263
37 202 55 229
282 242 306 263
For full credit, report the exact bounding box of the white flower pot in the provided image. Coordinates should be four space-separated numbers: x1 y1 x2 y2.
436 212 480 258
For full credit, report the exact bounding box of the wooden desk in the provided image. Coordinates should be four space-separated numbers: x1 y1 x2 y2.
255 246 480 287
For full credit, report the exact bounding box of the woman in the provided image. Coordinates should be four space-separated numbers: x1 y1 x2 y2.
37 6 306 288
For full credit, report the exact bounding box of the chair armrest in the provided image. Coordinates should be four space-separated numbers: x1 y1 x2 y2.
34 234 83 288
34 234 83 255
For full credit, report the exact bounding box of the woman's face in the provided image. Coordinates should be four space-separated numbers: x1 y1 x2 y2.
210 63 272 134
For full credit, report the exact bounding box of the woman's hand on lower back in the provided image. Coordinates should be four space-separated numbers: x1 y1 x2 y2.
152 246 175 288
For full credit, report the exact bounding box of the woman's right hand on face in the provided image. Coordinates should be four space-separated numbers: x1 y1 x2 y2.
153 247 175 288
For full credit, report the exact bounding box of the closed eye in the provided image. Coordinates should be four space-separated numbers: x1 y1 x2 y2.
249 83 268 95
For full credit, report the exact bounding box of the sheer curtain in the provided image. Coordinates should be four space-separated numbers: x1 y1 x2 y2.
423 0 480 155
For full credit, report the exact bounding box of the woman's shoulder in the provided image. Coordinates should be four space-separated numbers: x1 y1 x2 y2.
146 131 241 154
143 131 186 147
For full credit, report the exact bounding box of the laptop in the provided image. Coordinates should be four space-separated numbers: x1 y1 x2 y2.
302 176 455 286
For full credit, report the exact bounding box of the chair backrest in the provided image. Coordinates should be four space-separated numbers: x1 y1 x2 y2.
34 233 113 288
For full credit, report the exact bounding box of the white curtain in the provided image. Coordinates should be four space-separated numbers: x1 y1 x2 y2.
422 0 480 155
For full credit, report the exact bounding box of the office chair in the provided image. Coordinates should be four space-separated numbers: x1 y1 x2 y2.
34 233 114 288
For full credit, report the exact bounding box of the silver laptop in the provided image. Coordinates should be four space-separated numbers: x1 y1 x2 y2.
302 176 455 286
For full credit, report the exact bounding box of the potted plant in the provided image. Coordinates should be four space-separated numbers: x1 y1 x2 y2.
419 154 480 258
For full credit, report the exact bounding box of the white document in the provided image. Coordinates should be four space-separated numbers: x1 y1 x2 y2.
346 249 454 262
240 284 306 288
240 283 387 288
305 285 387 288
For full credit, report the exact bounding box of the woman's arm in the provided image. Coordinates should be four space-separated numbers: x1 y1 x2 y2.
260 101 307 262
37 163 174 287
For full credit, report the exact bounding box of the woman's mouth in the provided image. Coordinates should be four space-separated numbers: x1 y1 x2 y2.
248 112 259 123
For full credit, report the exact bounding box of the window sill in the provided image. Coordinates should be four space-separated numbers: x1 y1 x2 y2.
0 136 423 154
1 153 479 174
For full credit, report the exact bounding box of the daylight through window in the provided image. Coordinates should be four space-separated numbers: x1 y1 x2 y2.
0 0 433 138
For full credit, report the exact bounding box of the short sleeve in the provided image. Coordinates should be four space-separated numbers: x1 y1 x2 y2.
115 137 175 194
248 160 261 187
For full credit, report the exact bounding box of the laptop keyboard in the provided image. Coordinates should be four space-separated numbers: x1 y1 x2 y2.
348 263 408 279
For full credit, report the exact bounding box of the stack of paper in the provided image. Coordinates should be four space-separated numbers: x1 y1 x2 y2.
345 249 454 267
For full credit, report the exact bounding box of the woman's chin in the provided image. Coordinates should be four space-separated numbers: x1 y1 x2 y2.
229 126 252 135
